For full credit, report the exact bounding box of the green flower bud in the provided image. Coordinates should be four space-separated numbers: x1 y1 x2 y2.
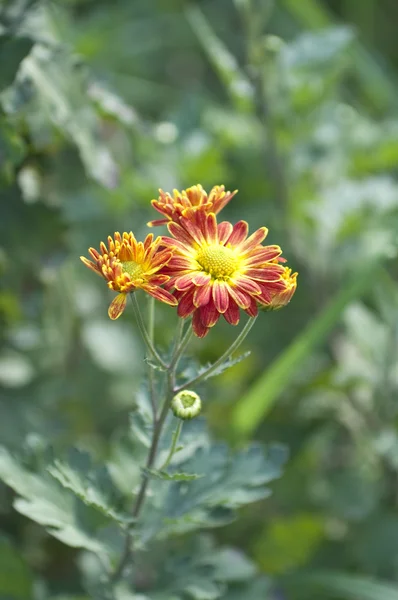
171 390 202 420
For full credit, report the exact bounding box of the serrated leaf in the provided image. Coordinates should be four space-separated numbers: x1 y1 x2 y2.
47 448 131 524
0 446 122 558
144 468 203 482
198 351 251 381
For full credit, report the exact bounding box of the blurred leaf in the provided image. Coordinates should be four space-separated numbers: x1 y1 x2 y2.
0 537 33 599
283 571 398 600
0 34 33 91
16 46 119 188
185 5 254 113
0 447 121 557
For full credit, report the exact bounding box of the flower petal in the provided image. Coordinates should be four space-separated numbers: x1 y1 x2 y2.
177 289 196 318
193 284 212 307
218 221 233 244
80 256 101 275
212 280 229 313
244 296 259 317
200 300 220 327
227 286 251 309
245 266 284 282
237 227 268 253
108 293 128 320
143 285 178 306
192 272 211 286
204 213 218 244
227 221 248 246
244 245 282 265
223 301 240 325
192 310 210 338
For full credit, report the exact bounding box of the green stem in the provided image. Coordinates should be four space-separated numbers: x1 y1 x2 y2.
147 296 157 418
169 321 193 371
158 420 183 471
130 294 167 369
111 315 186 582
175 316 257 392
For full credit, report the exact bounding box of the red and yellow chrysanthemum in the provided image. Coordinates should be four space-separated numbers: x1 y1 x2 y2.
80 232 177 320
148 184 237 227
161 210 291 337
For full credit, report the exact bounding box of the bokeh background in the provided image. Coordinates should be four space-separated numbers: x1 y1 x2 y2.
2 0 398 598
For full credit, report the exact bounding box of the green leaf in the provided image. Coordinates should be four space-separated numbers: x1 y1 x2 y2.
231 263 381 436
144 468 203 482
47 447 131 524
198 351 251 381
0 537 33 599
162 442 287 523
282 571 398 600
0 446 122 558
0 35 34 92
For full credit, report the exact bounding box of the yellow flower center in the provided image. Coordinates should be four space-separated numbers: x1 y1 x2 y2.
196 245 239 279
121 260 144 280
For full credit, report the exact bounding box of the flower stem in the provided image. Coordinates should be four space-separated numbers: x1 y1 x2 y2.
158 420 183 471
147 296 157 418
111 317 185 583
174 316 257 392
130 294 167 369
169 321 193 370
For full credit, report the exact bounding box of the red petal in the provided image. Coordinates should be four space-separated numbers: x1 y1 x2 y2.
200 300 220 327
244 296 259 317
223 301 240 325
233 276 261 294
192 310 210 338
192 272 211 286
227 221 248 246
147 218 169 227
244 245 282 265
238 227 268 253
177 289 196 317
193 284 212 307
227 286 251 309
212 280 229 313
175 273 197 291
204 213 218 244
218 221 233 244
143 285 178 306
108 293 127 320
245 267 284 282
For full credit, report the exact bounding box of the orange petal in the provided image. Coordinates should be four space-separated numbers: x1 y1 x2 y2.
80 256 101 276
108 293 128 320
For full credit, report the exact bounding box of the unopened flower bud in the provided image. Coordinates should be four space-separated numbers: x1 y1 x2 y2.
171 390 202 420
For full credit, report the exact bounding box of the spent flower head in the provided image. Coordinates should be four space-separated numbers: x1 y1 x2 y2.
148 184 236 227
161 208 290 337
80 232 177 319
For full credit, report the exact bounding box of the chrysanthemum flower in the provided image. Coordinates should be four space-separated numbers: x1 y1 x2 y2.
80 232 177 320
161 210 288 337
261 266 298 311
148 184 236 227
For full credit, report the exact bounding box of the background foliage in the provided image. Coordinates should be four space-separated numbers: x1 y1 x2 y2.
1 0 398 598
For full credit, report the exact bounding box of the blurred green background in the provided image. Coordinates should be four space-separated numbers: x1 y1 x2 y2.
2 0 398 598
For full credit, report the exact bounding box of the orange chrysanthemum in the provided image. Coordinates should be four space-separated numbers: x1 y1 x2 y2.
148 184 237 227
161 210 290 337
80 232 177 320
262 266 298 311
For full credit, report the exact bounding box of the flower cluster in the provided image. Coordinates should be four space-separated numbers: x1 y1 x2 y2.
80 184 297 336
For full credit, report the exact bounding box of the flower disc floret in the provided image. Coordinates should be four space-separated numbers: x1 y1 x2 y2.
148 184 237 227
161 210 289 337
80 232 178 320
